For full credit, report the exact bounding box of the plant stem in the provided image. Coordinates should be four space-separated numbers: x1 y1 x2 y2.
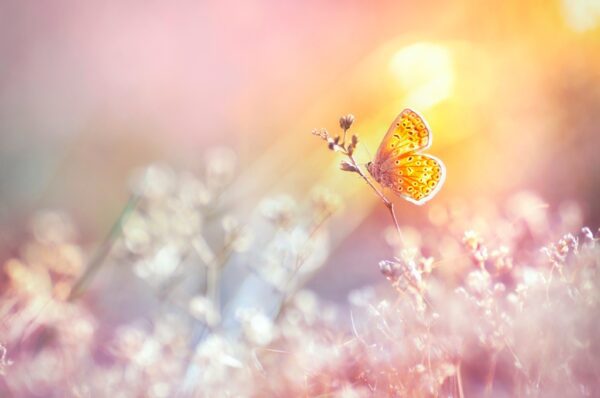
192 234 238 308
68 193 141 301
314 125 404 245
456 361 465 398
484 352 498 397
347 153 404 246
272 209 335 320
207 263 219 307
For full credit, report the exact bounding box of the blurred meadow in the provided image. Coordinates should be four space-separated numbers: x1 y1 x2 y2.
1 0 600 397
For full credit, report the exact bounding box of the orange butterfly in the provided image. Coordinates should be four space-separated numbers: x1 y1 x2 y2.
367 109 445 205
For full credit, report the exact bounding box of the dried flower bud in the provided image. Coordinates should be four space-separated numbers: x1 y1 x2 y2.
379 260 397 280
351 134 358 146
327 139 336 151
0 344 11 374
466 270 491 295
463 230 482 250
339 114 355 131
311 128 329 141
581 226 596 248
340 161 358 173
419 257 434 274
493 282 506 295
379 258 424 293
347 143 355 156
581 227 594 242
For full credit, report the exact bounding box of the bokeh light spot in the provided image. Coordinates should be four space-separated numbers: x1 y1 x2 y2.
389 43 454 109
561 0 600 32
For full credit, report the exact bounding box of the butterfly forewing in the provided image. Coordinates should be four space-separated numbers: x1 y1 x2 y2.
374 109 431 164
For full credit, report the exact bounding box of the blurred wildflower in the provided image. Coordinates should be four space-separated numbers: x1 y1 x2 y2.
1 142 598 398
133 244 181 286
188 295 221 327
191 334 245 390
379 257 425 295
222 215 253 252
0 344 11 376
130 163 177 199
465 269 491 295
236 308 276 346
260 195 297 230
310 187 342 220
204 146 237 191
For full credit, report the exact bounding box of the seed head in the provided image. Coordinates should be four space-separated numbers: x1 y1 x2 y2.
340 161 358 173
339 114 355 131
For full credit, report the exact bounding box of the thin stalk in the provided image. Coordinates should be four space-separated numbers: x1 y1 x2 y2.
272 209 334 320
484 351 498 397
350 156 403 241
192 232 238 308
207 263 220 306
68 193 141 301
456 361 465 398
342 133 404 246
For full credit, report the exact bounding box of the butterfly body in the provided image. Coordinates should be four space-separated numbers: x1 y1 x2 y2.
367 109 445 205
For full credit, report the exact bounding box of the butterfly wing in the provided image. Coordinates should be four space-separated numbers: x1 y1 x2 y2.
383 153 446 205
373 108 432 165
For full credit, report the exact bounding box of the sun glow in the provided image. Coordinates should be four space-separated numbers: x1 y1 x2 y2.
389 43 454 110
561 0 600 32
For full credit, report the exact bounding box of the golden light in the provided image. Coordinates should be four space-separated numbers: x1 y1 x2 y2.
388 42 454 110
561 0 600 32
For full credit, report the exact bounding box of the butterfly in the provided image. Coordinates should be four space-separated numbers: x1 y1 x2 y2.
367 109 445 205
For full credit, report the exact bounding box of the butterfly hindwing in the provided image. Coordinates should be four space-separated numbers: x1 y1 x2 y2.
374 109 431 163
383 153 445 205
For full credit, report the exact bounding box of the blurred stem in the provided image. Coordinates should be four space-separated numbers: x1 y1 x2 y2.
272 209 334 320
289 210 333 282
313 123 404 244
456 361 465 398
68 193 141 301
484 351 498 398
192 231 238 308
202 179 236 222
345 148 404 246
207 264 219 306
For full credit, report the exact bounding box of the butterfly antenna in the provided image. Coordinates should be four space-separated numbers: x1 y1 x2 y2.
358 140 373 166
